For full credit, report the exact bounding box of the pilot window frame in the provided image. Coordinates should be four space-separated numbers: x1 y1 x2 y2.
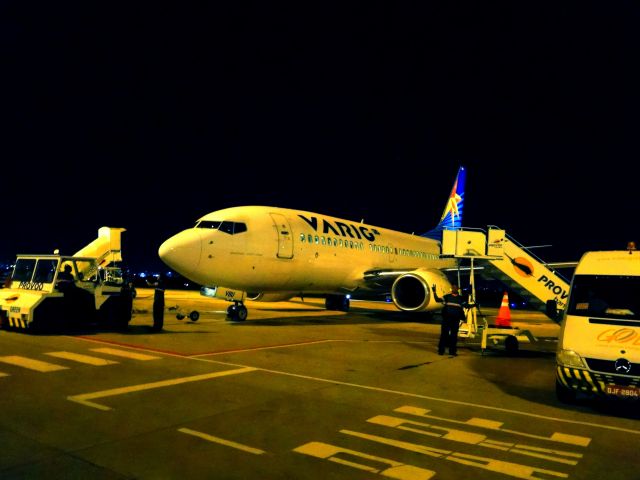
196 220 247 235
12 258 37 282
33 259 58 284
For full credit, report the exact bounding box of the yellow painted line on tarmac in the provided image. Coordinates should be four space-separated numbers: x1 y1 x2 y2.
46 351 117 366
395 406 592 447
90 347 160 361
294 441 435 479
368 415 581 465
0 372 8 377
178 428 265 455
341 429 569 480
0 355 68 372
68 366 256 411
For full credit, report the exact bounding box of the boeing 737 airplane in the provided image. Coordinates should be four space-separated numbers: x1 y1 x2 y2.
159 167 466 321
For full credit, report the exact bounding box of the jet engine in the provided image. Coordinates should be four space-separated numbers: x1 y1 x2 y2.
391 268 452 312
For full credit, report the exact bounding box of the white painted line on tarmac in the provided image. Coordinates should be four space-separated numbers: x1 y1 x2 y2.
46 351 118 366
67 335 640 437
178 428 265 455
68 366 256 411
90 347 161 361
236 364 640 437
0 355 68 372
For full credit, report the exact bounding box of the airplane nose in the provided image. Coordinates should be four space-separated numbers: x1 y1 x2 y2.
158 230 202 278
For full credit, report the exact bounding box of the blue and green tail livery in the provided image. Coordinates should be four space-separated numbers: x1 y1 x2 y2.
423 166 466 240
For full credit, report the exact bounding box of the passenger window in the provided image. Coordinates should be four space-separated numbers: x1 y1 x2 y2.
300 233 305 242
308 234 313 243
315 235 319 244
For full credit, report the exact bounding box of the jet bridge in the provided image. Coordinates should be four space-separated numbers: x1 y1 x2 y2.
441 227 571 352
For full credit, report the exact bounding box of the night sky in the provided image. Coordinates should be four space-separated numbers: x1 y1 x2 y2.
2 2 638 272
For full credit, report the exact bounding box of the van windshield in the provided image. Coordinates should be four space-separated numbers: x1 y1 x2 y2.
567 275 640 321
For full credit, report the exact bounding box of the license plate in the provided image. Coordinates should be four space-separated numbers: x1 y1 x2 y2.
605 385 640 398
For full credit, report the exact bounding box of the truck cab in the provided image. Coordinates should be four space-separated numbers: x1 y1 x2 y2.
0 227 134 332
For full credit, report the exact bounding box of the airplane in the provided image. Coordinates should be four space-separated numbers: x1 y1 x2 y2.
158 166 466 321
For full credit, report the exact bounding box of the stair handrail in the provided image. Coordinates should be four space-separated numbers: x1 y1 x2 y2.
487 225 570 284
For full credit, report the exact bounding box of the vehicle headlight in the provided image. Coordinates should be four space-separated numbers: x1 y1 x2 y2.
556 349 586 368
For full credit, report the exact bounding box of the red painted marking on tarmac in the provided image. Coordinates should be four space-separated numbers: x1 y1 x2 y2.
70 336 189 357
69 336 329 358
188 339 331 357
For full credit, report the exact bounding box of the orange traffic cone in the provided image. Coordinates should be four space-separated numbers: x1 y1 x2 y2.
496 291 512 327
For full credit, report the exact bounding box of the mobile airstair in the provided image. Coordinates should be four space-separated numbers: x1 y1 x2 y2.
441 227 572 352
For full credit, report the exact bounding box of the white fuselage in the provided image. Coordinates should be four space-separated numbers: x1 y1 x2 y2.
159 206 456 296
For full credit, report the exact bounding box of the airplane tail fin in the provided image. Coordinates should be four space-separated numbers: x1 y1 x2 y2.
422 166 466 240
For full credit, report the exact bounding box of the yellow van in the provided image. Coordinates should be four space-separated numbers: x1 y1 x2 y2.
556 246 640 402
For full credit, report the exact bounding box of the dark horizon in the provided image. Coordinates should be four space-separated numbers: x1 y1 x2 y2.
2 2 638 271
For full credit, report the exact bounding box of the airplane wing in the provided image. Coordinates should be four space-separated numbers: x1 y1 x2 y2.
362 268 420 289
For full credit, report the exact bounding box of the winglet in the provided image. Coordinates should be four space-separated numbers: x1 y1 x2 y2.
422 166 466 240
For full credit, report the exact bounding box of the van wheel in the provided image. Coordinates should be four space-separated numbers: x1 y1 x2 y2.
556 379 577 404
189 311 200 321
504 335 518 354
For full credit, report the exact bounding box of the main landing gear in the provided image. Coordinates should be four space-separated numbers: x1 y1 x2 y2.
227 301 248 321
325 294 350 312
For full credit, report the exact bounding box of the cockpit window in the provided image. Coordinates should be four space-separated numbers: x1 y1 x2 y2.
219 221 234 234
196 221 221 229
195 220 247 235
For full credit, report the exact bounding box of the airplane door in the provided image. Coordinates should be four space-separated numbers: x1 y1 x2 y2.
270 213 294 259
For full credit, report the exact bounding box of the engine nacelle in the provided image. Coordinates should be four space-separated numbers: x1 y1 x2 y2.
391 268 452 312
246 292 296 302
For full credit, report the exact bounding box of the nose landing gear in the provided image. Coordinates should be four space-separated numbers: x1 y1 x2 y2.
227 301 248 321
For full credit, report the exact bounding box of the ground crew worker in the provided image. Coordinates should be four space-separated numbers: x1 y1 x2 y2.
432 284 473 356
56 264 75 292
148 273 165 332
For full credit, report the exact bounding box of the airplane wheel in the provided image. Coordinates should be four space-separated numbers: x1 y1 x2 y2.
340 297 350 312
325 296 335 310
227 304 238 320
236 305 248 321
189 311 200 321
504 335 519 355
